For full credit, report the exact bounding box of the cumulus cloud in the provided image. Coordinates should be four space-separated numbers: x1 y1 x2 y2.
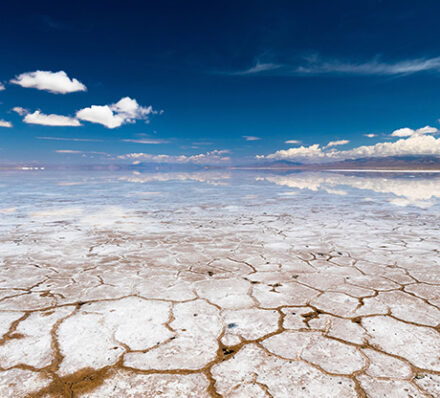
264 144 325 162
76 97 156 128
260 134 440 163
390 125 438 137
325 139 350 148
0 83 5 91
118 149 230 165
243 136 261 141
76 105 122 128
0 119 12 128
364 134 377 138
285 140 301 144
23 110 81 126
10 70 86 94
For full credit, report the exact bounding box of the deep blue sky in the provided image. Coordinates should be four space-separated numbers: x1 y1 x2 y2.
2 0 440 164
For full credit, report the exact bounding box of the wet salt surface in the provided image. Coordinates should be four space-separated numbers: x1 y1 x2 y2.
0 169 440 397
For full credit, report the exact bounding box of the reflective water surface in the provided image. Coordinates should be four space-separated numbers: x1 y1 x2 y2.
0 170 439 397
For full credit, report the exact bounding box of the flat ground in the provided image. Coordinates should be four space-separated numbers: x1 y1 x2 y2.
0 171 439 397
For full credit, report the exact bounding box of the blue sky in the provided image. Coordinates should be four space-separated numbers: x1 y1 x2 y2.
2 0 440 165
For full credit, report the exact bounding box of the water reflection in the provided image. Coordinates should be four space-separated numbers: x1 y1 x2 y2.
263 171 440 208
118 171 231 186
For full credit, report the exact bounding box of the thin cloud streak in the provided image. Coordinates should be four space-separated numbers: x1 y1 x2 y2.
297 56 440 76
229 55 440 77
231 62 282 76
243 136 261 141
36 136 103 142
122 139 169 144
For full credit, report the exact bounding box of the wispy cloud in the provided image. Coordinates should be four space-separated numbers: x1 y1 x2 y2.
12 106 27 116
243 136 261 141
122 138 169 144
55 149 110 156
36 136 103 142
55 150 83 154
0 83 5 91
325 139 350 148
285 140 301 145
229 55 440 77
231 62 282 76
10 70 86 94
364 134 377 138
296 56 440 76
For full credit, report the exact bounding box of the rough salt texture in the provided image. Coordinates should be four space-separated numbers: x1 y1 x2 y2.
0 170 439 397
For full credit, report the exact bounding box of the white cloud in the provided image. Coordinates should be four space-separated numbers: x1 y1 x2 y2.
10 70 86 94
326 139 350 148
76 97 156 128
118 150 230 165
264 144 325 162
0 119 12 128
23 110 81 126
341 135 440 159
111 97 154 121
285 140 301 144
364 134 377 138
391 125 438 137
260 134 440 163
12 106 28 116
122 138 169 144
0 83 5 91
243 136 261 141
76 105 123 128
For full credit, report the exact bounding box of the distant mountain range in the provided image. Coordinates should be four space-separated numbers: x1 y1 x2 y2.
238 156 440 171
2 155 440 171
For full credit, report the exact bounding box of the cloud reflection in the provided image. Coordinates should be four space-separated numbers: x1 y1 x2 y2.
263 172 440 208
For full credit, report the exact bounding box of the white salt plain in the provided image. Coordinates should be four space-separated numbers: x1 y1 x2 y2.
0 170 439 397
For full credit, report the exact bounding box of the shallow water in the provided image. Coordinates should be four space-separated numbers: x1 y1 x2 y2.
0 170 439 397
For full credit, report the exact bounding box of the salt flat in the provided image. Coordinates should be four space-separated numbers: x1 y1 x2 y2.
0 170 439 397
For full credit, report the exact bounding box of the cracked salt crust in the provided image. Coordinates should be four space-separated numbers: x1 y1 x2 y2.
0 170 440 397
